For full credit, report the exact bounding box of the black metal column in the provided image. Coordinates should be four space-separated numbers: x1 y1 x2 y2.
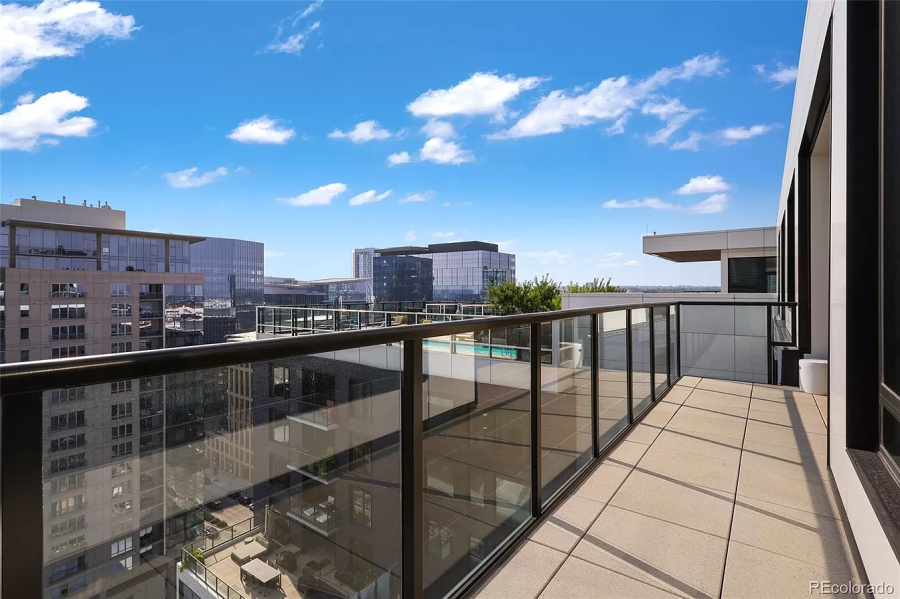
626 310 634 424
530 323 542 516
649 308 657 403
766 304 774 385
676 304 682 378
666 307 672 385
401 340 424 599
590 314 600 459
2 390 43 598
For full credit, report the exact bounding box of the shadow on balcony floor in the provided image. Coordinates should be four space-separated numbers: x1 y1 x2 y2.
470 377 863 599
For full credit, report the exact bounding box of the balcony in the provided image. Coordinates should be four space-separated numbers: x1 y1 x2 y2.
0 299 863 599
287 398 338 430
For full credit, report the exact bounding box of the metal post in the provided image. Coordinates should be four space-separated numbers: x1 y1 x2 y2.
649 308 657 403
2 390 43 598
666 307 672 385
626 310 634 424
530 323 542 516
676 304 682 378
401 340 424 599
766 304 774 385
590 314 600 459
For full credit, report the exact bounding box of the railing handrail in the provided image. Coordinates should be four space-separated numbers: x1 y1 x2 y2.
0 300 797 395
180 547 247 599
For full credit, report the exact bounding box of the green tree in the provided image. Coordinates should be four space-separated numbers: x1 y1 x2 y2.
487 275 561 314
566 277 626 293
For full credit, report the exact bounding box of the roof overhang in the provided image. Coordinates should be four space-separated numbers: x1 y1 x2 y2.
643 227 777 263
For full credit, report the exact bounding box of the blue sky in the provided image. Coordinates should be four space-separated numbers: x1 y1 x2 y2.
0 0 805 286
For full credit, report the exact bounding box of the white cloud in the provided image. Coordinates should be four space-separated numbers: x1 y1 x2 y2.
0 90 96 151
277 182 347 206
600 251 624 261
297 0 323 20
420 118 456 139
329 120 395 143
398 191 434 204
0 0 137 85
721 124 779 143
624 260 639 267
525 250 571 265
419 137 474 164
386 151 411 166
234 166 250 174
433 231 456 239
16 92 34 104
488 54 725 140
689 193 728 214
442 201 472 208
348 189 392 206
753 62 798 87
404 231 416 242
676 175 732 195
267 8 322 56
264 249 285 258
228 116 295 145
642 98 702 145
597 251 639 269
407 72 544 120
163 166 228 189
671 132 704 151
603 198 676 210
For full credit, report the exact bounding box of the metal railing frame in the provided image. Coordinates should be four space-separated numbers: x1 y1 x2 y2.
0 300 796 599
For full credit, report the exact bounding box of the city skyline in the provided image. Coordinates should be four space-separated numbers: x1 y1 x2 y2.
0 0 805 286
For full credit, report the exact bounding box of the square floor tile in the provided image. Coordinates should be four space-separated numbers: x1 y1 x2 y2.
573 463 632 504
637 444 740 494
472 541 567 599
539 556 681 599
529 495 606 553
737 463 841 519
696 378 752 397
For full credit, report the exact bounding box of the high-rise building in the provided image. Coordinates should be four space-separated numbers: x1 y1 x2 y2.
357 242 515 303
264 276 368 306
0 197 207 599
351 248 376 301
190 237 264 345
373 254 434 303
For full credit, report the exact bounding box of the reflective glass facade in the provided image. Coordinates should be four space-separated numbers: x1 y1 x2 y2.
373 255 434 302
422 249 515 302
190 237 264 344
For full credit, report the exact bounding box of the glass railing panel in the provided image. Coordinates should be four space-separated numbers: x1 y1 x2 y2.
680 304 736 381
33 345 403 599
597 310 629 449
734 305 769 383
631 308 652 416
653 307 669 396
540 316 592 504
669 305 678 384
422 324 531 599
773 304 794 345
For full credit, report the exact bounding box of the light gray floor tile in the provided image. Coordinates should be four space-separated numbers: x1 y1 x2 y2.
641 401 681 428
472 541 567 599
575 505 727 599
730 496 859 578
666 406 747 441
750 385 818 406
739 444 830 481
539 556 681 599
747 407 827 434
606 440 650 469
721 541 865 599
743 420 827 455
529 495 605 553
636 444 740 494
610 469 734 538
573 463 632 504
661 386 692 405
676 376 702 388
652 429 743 463
696 378 752 397
624 423 664 445
737 463 841 519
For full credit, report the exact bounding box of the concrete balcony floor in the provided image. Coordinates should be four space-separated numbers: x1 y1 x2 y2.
472 377 863 599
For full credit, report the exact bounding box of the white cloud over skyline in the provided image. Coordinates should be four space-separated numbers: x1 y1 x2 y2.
163 166 228 189
277 182 348 206
0 90 96 151
348 189 392 206
329 120 395 143
228 116 295 144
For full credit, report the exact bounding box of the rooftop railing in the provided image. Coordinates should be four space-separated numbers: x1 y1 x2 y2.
0 300 795 599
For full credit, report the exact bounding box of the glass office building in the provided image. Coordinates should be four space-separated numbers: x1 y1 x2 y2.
365 242 515 303
373 255 434 303
190 237 264 345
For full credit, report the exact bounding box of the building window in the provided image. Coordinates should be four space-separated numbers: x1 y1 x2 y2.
111 342 132 353
427 521 453 561
50 473 85 495
349 380 373 421
20 327 28 340
350 434 372 474
49 536 85 555
111 500 132 516
111 537 132 557
111 461 133 478
20 350 29 362
111 322 133 337
50 454 86 474
727 257 777 294
112 481 132 497
50 434 86 453
51 346 86 359
48 555 87 583
50 495 85 517
351 487 372 528
50 411 86 432
110 283 132 297
52 325 85 341
269 365 290 398
50 388 85 404
50 304 86 319
112 424 133 440
49 516 85 538
111 380 132 394
51 283 86 298
19 283 28 295
112 442 133 458
111 555 133 575
111 303 132 317
20 304 29 317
